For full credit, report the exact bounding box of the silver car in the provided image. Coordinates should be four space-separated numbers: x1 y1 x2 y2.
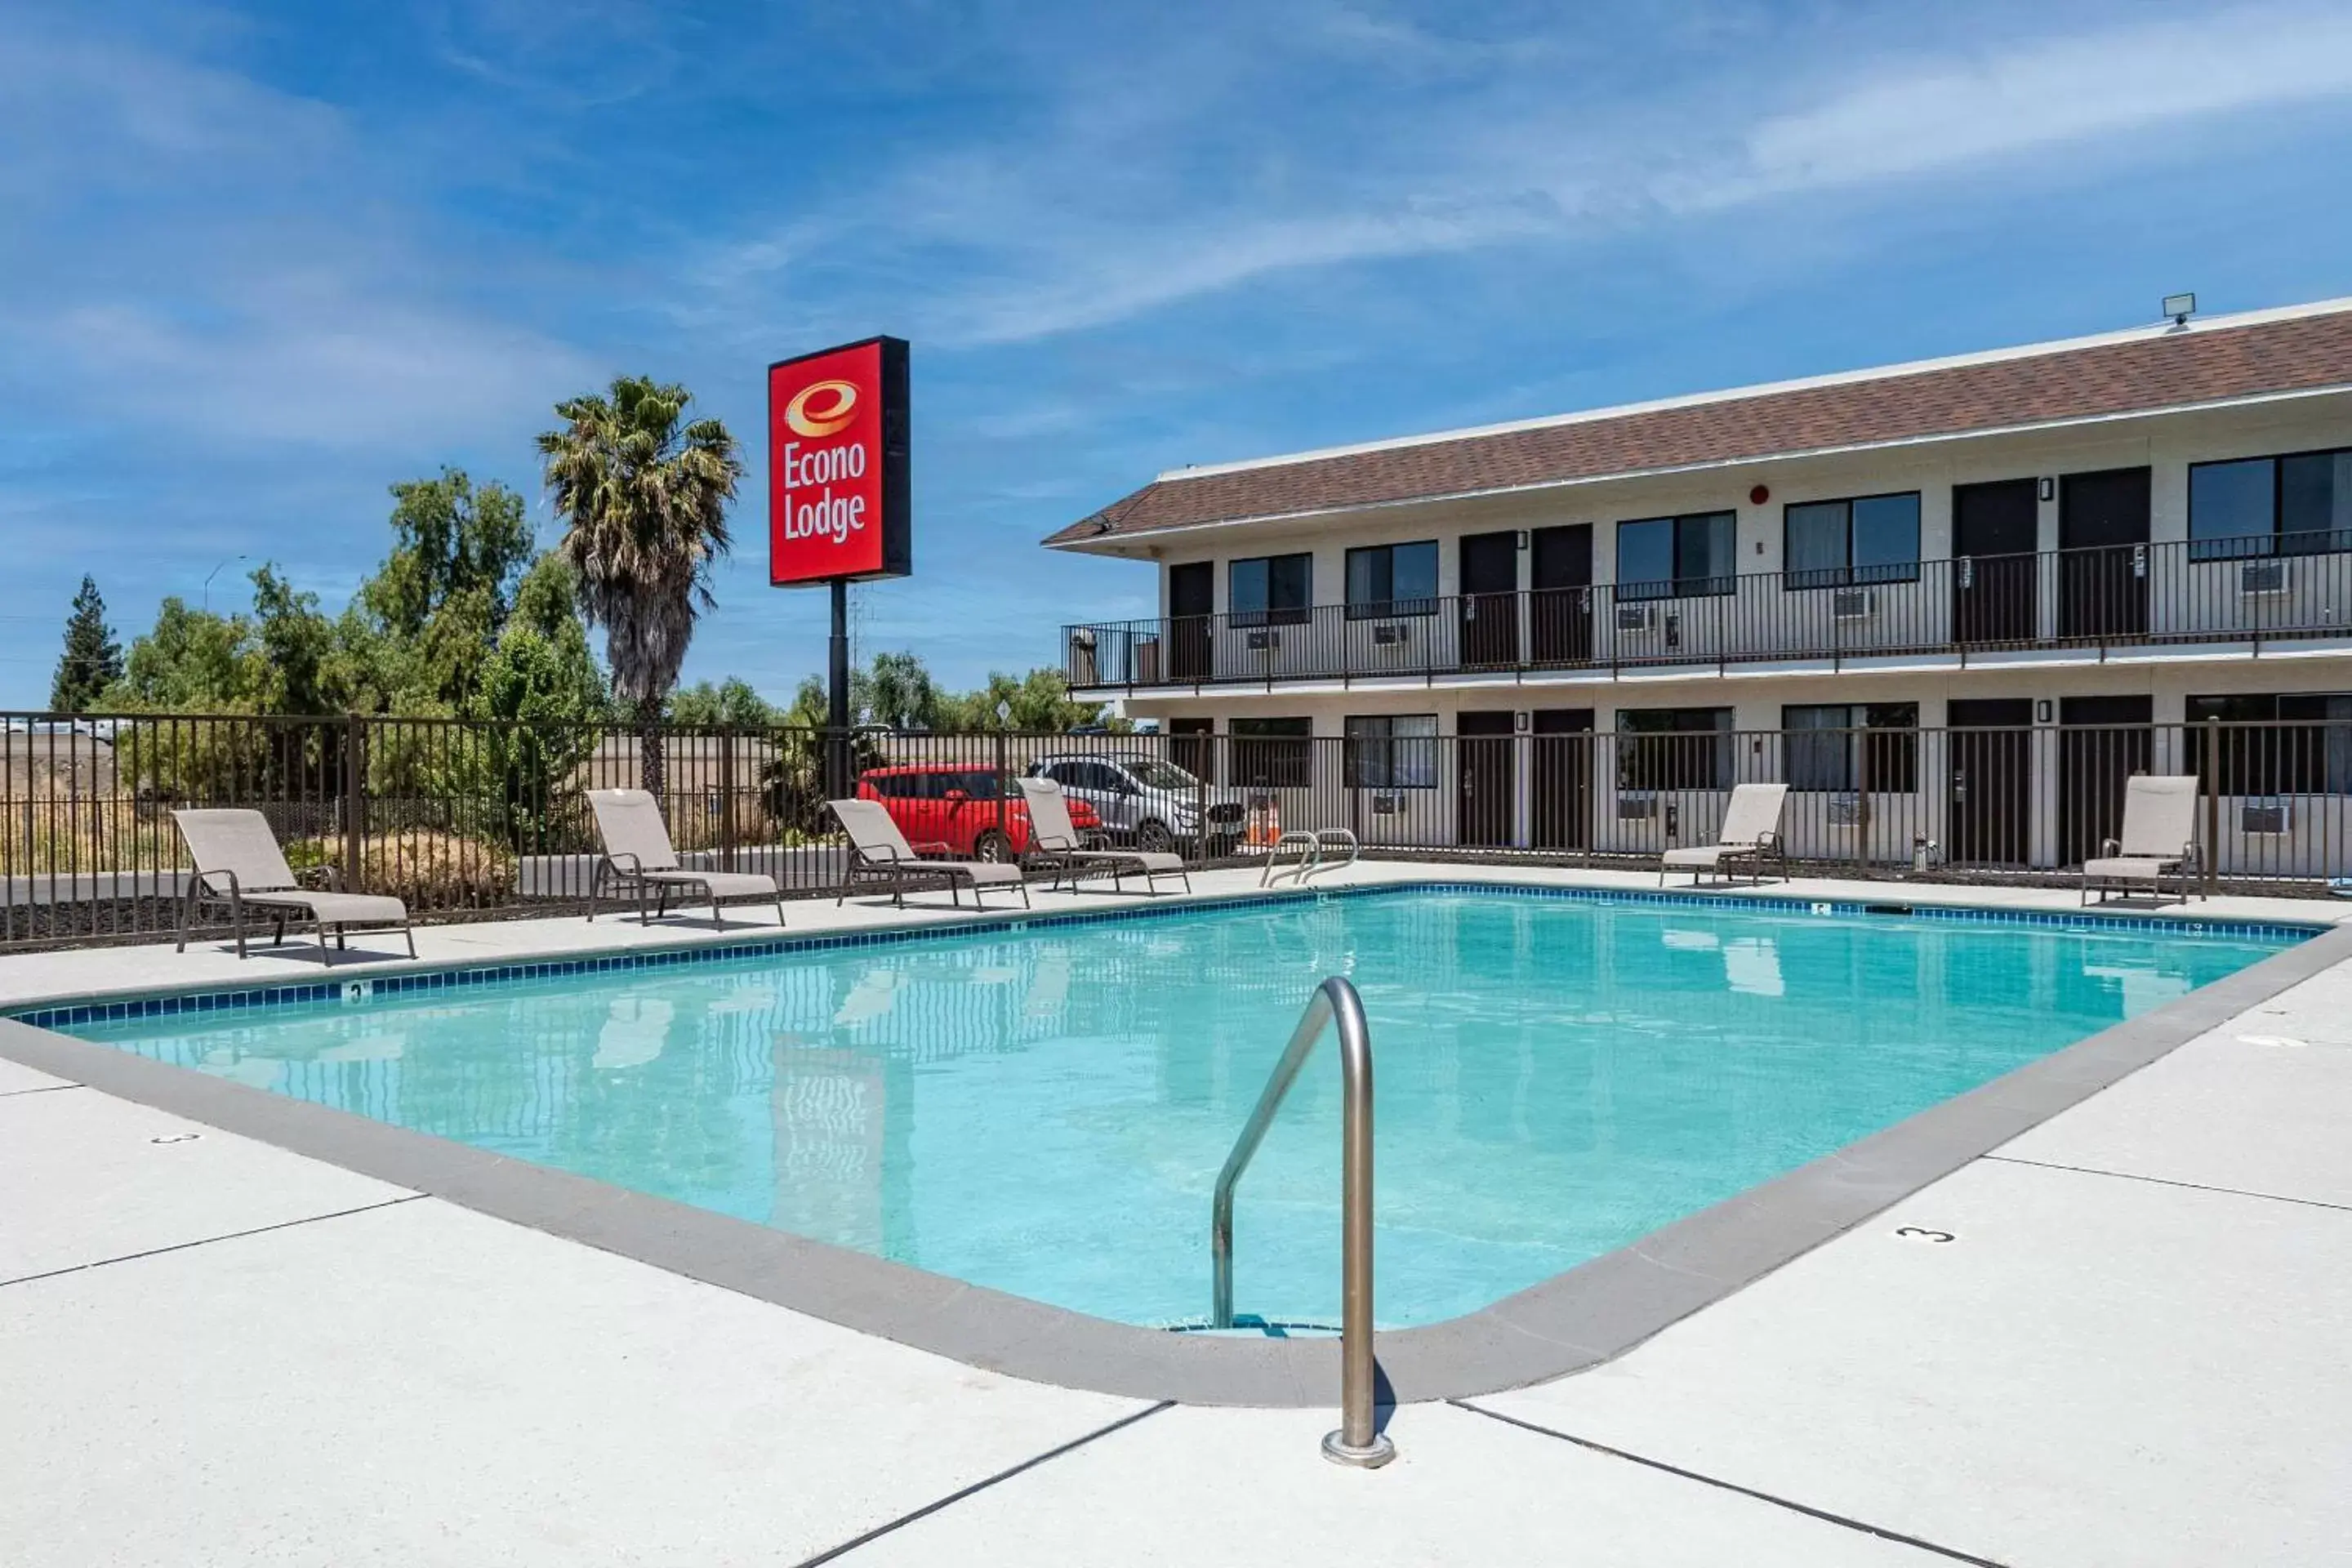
1028 755 1246 855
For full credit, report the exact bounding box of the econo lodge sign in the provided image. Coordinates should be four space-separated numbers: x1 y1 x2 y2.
768 336 911 586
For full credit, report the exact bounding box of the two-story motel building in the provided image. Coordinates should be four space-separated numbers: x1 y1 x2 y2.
1048 298 2352 875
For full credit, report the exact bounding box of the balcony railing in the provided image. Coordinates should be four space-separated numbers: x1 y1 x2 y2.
1064 537 2352 693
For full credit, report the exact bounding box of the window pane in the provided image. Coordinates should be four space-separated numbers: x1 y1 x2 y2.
1617 519 1674 595
1267 554 1312 615
1783 704 1852 791
1851 494 1921 581
1395 713 1437 787
1230 558 1270 617
2280 451 2352 555
1392 541 1439 608
2189 460 2275 559
1784 502 1848 585
1345 548 1388 608
1676 512 1735 593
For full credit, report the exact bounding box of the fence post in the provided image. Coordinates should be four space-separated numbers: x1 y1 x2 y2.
341 713 365 892
2203 717 2221 896
995 729 1010 849
720 726 739 873
1854 724 1871 878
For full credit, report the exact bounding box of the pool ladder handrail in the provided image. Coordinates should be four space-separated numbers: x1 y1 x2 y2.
1210 975 1395 1468
1259 830 1322 886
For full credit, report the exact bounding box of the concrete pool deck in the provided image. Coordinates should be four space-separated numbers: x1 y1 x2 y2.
3 864 2350 1564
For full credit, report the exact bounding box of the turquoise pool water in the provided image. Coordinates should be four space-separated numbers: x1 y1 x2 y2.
59 889 2293 1327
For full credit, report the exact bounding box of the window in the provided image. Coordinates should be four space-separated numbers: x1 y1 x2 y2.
1783 493 1921 587
1230 554 1312 626
1345 541 1439 618
1617 706 1733 791
2189 448 2352 560
1343 715 1438 788
2187 693 2352 794
1617 513 1735 599
1781 704 1918 793
1230 716 1313 788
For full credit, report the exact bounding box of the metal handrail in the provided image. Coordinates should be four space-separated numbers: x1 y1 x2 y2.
1211 975 1394 1468
1259 829 1321 886
1310 828 1360 875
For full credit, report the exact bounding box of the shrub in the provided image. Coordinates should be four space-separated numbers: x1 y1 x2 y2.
295 831 516 910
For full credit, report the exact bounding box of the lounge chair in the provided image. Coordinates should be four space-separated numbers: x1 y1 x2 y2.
172 808 415 964
586 789 786 927
2082 775 2203 906
829 798 1031 911
1015 777 1191 895
1659 782 1788 888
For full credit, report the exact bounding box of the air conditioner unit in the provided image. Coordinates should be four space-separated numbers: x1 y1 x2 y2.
1616 792 1659 820
2239 561 2289 596
1371 791 1402 816
1245 629 1281 651
1370 622 1410 645
2241 797 2292 835
1664 612 1682 649
1828 792 1869 826
1616 604 1654 632
1831 589 1878 621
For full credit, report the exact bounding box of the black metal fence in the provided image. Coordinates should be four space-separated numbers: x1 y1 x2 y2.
1064 537 2352 693
3 710 2345 949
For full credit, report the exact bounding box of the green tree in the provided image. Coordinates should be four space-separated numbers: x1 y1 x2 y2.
854 650 943 730
356 470 535 711
48 576 122 712
538 376 742 795
669 677 780 728
106 597 259 712
465 554 610 845
941 667 1122 732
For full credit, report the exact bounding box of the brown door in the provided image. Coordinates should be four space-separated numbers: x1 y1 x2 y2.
1530 709 1593 849
1457 710 1515 847
1953 479 2038 646
1530 525 1592 665
1946 698 2033 866
1168 562 1213 681
2060 469 2150 641
1459 533 1520 668
2059 695 2153 865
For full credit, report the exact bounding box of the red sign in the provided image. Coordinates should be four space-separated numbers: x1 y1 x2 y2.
768 336 911 586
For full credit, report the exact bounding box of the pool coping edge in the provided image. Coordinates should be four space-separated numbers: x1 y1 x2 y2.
2 901 2345 1409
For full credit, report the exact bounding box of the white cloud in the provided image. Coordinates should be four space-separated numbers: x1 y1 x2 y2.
689 2 2352 348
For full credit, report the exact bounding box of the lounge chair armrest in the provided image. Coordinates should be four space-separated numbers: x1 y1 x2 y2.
2100 838 2121 857
604 851 645 876
195 866 241 898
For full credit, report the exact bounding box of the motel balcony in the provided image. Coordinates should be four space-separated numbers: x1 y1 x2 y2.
1062 534 2352 696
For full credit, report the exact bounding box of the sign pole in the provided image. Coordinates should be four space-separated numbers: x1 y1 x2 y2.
828 577 852 800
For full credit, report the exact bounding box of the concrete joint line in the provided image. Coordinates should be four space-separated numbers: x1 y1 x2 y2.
1980 1154 2352 1215
1446 1401 2013 1568
0 1080 82 1098
788 1401 1175 1567
0 1193 427 1291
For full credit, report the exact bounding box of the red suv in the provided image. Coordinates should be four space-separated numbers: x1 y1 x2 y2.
855 765 1100 862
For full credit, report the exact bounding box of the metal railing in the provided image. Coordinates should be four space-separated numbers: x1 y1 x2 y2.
8 710 2352 950
1211 975 1392 1468
1063 535 2352 692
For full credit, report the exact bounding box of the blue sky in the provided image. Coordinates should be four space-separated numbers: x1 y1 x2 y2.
3 0 2351 707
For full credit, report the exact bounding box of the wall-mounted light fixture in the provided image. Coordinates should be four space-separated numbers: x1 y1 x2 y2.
2038 477 2055 504
2163 292 2197 327
2036 700 2054 724
1514 711 1530 733
1515 530 1530 550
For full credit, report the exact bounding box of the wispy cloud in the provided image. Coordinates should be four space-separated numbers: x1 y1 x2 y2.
689 3 2352 348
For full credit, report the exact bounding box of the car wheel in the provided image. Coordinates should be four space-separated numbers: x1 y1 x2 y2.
1136 819 1177 853
972 830 1013 863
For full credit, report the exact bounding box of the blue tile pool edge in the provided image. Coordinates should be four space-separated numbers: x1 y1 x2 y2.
5 878 2324 1032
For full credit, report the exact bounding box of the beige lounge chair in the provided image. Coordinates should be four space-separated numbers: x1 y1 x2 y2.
1016 777 1191 895
1659 782 1788 887
829 798 1030 911
172 808 415 964
586 788 786 928
2082 775 2203 906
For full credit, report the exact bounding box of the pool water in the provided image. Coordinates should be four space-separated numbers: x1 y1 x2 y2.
60 889 2293 1327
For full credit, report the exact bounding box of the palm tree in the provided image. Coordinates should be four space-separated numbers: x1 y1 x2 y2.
538 376 742 795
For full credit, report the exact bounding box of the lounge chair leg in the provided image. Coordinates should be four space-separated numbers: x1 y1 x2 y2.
405 924 417 959
775 897 787 929
1020 882 1031 911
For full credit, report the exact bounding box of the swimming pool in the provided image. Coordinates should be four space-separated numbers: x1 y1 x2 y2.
46 886 2300 1328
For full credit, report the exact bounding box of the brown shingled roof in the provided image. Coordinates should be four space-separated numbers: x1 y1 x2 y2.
1045 310 2352 547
